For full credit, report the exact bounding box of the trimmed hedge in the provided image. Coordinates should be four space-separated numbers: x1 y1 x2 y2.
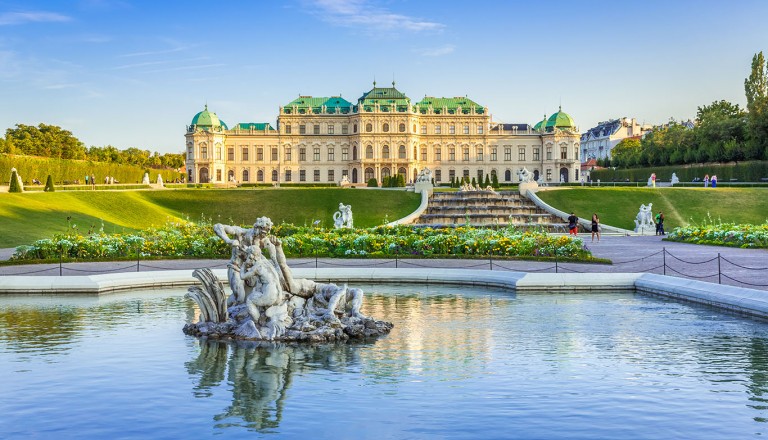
590 160 768 183
44 175 55 192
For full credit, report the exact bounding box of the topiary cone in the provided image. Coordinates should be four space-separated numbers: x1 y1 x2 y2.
44 175 55 192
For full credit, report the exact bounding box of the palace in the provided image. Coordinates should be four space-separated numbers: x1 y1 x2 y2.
184 82 581 185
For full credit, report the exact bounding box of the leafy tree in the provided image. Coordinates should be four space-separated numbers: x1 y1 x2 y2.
745 51 768 159
44 175 55 192
491 172 499 188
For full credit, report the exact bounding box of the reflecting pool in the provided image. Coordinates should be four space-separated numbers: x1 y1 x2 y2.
2 285 768 439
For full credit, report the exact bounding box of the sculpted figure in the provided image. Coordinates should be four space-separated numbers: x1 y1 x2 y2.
517 167 532 183
333 203 353 229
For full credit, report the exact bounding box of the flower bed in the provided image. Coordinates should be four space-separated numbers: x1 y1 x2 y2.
11 221 594 261
667 222 768 248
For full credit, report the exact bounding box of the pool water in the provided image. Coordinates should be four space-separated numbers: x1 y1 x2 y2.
1 285 768 439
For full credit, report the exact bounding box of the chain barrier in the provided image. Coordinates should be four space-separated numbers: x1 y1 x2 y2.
556 265 584 273
663 251 719 265
64 264 137 273
610 250 664 265
663 265 718 279
316 259 396 268
720 273 768 287
718 255 768 271
1 266 59 275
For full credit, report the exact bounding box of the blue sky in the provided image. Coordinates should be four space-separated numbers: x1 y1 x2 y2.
1 0 767 153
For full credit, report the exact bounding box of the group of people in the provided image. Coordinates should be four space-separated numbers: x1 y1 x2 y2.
703 174 718 188
567 212 602 242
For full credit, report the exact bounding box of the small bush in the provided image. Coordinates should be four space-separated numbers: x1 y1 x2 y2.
9 170 22 193
367 178 379 187
44 175 55 192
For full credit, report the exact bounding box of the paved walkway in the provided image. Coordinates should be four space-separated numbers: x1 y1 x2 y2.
1 235 765 290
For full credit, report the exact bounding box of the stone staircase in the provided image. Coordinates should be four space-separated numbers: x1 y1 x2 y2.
413 190 573 231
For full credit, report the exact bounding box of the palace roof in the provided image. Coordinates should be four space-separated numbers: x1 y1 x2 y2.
283 96 353 114
190 105 228 131
415 96 485 115
233 122 275 131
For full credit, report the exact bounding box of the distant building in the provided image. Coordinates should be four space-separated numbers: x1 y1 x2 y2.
185 82 582 185
580 117 652 162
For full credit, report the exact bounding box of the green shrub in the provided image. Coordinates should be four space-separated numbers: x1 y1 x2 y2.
8 169 22 192
367 178 379 187
590 160 768 182
44 175 55 192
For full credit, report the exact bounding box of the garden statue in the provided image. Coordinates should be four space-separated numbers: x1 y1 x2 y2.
333 203 353 229
157 174 164 187
339 175 351 187
414 167 435 194
416 167 433 183
185 216 392 342
633 203 656 233
142 172 150 185
517 167 532 183
671 173 680 186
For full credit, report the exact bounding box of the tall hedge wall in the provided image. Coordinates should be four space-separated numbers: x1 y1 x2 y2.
0 154 182 185
590 161 768 182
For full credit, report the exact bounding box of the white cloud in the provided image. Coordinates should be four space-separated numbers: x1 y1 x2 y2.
416 45 455 57
305 0 444 32
0 11 71 26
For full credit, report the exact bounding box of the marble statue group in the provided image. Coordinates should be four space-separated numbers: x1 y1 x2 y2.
333 203 353 229
184 216 392 342
634 203 656 233
517 167 532 183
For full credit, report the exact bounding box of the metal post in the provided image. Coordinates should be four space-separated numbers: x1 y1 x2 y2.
395 256 398 268
555 255 558 273
489 258 493 271
662 247 666 275
136 244 140 272
718 253 721 284
315 250 318 269
59 245 63 276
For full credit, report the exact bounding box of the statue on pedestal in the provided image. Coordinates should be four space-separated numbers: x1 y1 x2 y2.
333 203 353 228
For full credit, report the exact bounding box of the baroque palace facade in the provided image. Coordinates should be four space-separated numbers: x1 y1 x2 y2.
185 82 581 186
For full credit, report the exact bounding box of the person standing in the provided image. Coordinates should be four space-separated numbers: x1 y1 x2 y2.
567 212 578 236
704 174 709 187
651 173 656 188
591 213 600 242
711 175 717 188
655 211 665 236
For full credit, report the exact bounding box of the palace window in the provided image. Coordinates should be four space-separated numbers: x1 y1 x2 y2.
285 124 291 134
366 123 372 132
328 148 335 161
328 124 334 135
491 148 497 161
342 148 349 161
546 169 552 180
242 169 249 182
342 124 349 134
449 169 456 181
364 167 374 181
314 169 320 182
449 147 455 161
421 124 427 134
284 147 291 162
257 148 263 161
188 145 193 160
313 124 320 135
546 147 552 160
413 146 417 159
366 145 374 159
434 169 441 182
353 124 357 133
314 148 320 161
382 145 390 159
477 124 483 134
342 169 348 178
383 123 389 132
574 148 579 160
328 169 335 181
477 147 483 161
242 147 249 161
285 170 292 182
463 125 469 135
216 147 222 160
435 147 442 162
216 169 222 181
505 147 511 161
477 169 484 182
519 147 525 161
299 148 306 161
463 169 470 179
257 170 264 181
271 170 278 182
505 169 511 181
300 170 306 181
463 148 469 161
449 124 456 134
299 124 306 134
533 148 540 161
399 123 406 133
561 146 567 160
271 148 278 161
435 125 441 134
398 145 406 159
228 148 234 161
201 146 208 160
421 147 427 161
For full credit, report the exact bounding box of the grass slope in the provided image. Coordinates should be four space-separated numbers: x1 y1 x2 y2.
0 188 420 248
537 187 768 230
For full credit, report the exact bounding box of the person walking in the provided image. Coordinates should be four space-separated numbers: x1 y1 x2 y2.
567 212 579 236
655 211 665 236
591 213 600 242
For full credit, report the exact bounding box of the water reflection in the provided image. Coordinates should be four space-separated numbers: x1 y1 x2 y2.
186 340 364 431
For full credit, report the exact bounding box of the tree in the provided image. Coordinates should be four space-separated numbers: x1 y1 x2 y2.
483 174 491 187
367 178 378 187
745 51 768 159
491 172 499 188
471 177 477 187
8 169 22 193
44 175 55 192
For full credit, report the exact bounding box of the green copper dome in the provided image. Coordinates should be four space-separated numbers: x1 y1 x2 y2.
533 114 547 132
190 105 228 130
544 107 576 131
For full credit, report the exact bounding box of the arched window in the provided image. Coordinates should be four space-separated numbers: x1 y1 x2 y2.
366 123 372 132
242 169 250 182
353 124 358 133
366 145 374 159
413 168 418 182
199 167 209 183
382 123 389 132
381 167 391 178
365 167 375 181
398 167 407 176
257 170 264 181
227 170 235 182
271 170 278 182
413 146 417 159
353 145 358 160
398 145 406 159
412 124 416 133
382 145 390 159
399 123 406 132
504 169 511 182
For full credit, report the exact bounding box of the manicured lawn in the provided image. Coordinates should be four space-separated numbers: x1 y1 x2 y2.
0 188 421 248
536 187 768 230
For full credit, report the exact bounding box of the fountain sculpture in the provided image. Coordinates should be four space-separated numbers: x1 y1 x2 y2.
333 203 353 229
183 216 392 342
633 203 655 233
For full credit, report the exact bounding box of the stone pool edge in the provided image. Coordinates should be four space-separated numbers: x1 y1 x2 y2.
0 269 766 319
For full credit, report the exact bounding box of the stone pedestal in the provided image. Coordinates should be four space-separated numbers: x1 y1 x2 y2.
518 181 539 198
414 180 434 195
